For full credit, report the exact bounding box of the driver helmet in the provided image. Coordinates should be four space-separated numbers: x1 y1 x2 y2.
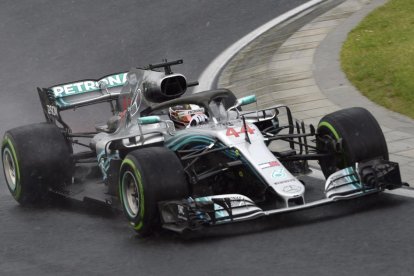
169 104 208 128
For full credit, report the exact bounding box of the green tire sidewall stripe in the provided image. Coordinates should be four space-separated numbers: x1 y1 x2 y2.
2 136 22 199
318 121 347 168
318 121 341 140
120 158 145 231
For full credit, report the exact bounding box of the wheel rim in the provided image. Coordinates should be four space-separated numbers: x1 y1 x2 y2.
3 147 17 191
122 171 140 218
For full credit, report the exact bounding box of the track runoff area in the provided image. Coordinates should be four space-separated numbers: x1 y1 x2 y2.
195 0 414 200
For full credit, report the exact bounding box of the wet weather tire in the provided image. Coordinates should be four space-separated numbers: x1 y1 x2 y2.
2 123 73 205
119 147 189 236
317 107 388 178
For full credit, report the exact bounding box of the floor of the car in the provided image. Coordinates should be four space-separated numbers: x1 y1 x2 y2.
50 163 116 207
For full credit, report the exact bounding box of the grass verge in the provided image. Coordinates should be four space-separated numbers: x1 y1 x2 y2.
341 0 414 118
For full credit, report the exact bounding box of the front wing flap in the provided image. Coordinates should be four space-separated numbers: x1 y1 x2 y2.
159 194 264 232
325 159 402 198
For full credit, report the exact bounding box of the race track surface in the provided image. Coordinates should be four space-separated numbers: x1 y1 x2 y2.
1 1 413 275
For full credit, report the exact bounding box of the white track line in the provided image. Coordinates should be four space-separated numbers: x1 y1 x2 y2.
385 188 414 198
194 0 326 93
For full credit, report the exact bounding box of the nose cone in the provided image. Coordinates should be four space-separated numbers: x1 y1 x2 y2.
271 180 305 206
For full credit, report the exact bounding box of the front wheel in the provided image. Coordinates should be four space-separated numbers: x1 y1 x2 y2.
317 107 388 178
119 147 189 236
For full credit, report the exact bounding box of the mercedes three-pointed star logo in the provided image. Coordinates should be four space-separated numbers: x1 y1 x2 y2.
282 185 302 193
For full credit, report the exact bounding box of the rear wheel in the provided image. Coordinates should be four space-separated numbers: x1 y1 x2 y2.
317 107 388 178
2 123 73 205
119 147 189 236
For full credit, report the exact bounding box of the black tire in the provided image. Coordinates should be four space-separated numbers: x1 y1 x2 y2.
119 147 189 236
317 107 388 178
2 123 73 205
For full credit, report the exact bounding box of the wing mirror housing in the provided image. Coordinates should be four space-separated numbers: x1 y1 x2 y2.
237 95 256 106
227 95 257 111
138 116 161 125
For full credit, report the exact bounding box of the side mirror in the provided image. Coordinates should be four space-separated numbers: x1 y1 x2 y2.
228 95 257 111
237 95 256 106
137 116 161 125
225 94 257 121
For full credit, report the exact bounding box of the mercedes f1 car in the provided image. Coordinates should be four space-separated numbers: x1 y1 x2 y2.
2 59 404 236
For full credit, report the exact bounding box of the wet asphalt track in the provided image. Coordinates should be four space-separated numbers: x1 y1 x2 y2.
1 1 414 275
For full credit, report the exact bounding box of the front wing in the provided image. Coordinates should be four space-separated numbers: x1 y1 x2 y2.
159 159 403 233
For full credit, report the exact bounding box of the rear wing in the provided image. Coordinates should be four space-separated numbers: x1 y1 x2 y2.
36 59 194 131
37 72 128 126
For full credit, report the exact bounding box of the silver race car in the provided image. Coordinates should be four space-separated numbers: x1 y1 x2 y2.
2 60 403 236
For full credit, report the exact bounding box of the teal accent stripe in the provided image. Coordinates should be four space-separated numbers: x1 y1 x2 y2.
345 167 360 189
166 134 215 151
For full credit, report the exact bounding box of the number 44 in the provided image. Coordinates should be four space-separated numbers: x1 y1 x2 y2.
226 126 255 137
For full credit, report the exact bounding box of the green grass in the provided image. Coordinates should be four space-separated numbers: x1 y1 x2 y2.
341 0 414 118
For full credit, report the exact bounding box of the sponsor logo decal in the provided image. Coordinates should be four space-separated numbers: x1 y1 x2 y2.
228 196 245 201
282 185 302 194
258 160 280 170
274 179 296 185
177 108 205 116
230 200 247 208
271 167 285 178
51 72 127 98
46 105 58 116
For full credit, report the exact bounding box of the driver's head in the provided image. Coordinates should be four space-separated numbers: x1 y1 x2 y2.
169 104 208 128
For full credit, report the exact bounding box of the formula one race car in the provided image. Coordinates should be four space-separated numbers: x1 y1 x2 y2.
1 59 403 236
